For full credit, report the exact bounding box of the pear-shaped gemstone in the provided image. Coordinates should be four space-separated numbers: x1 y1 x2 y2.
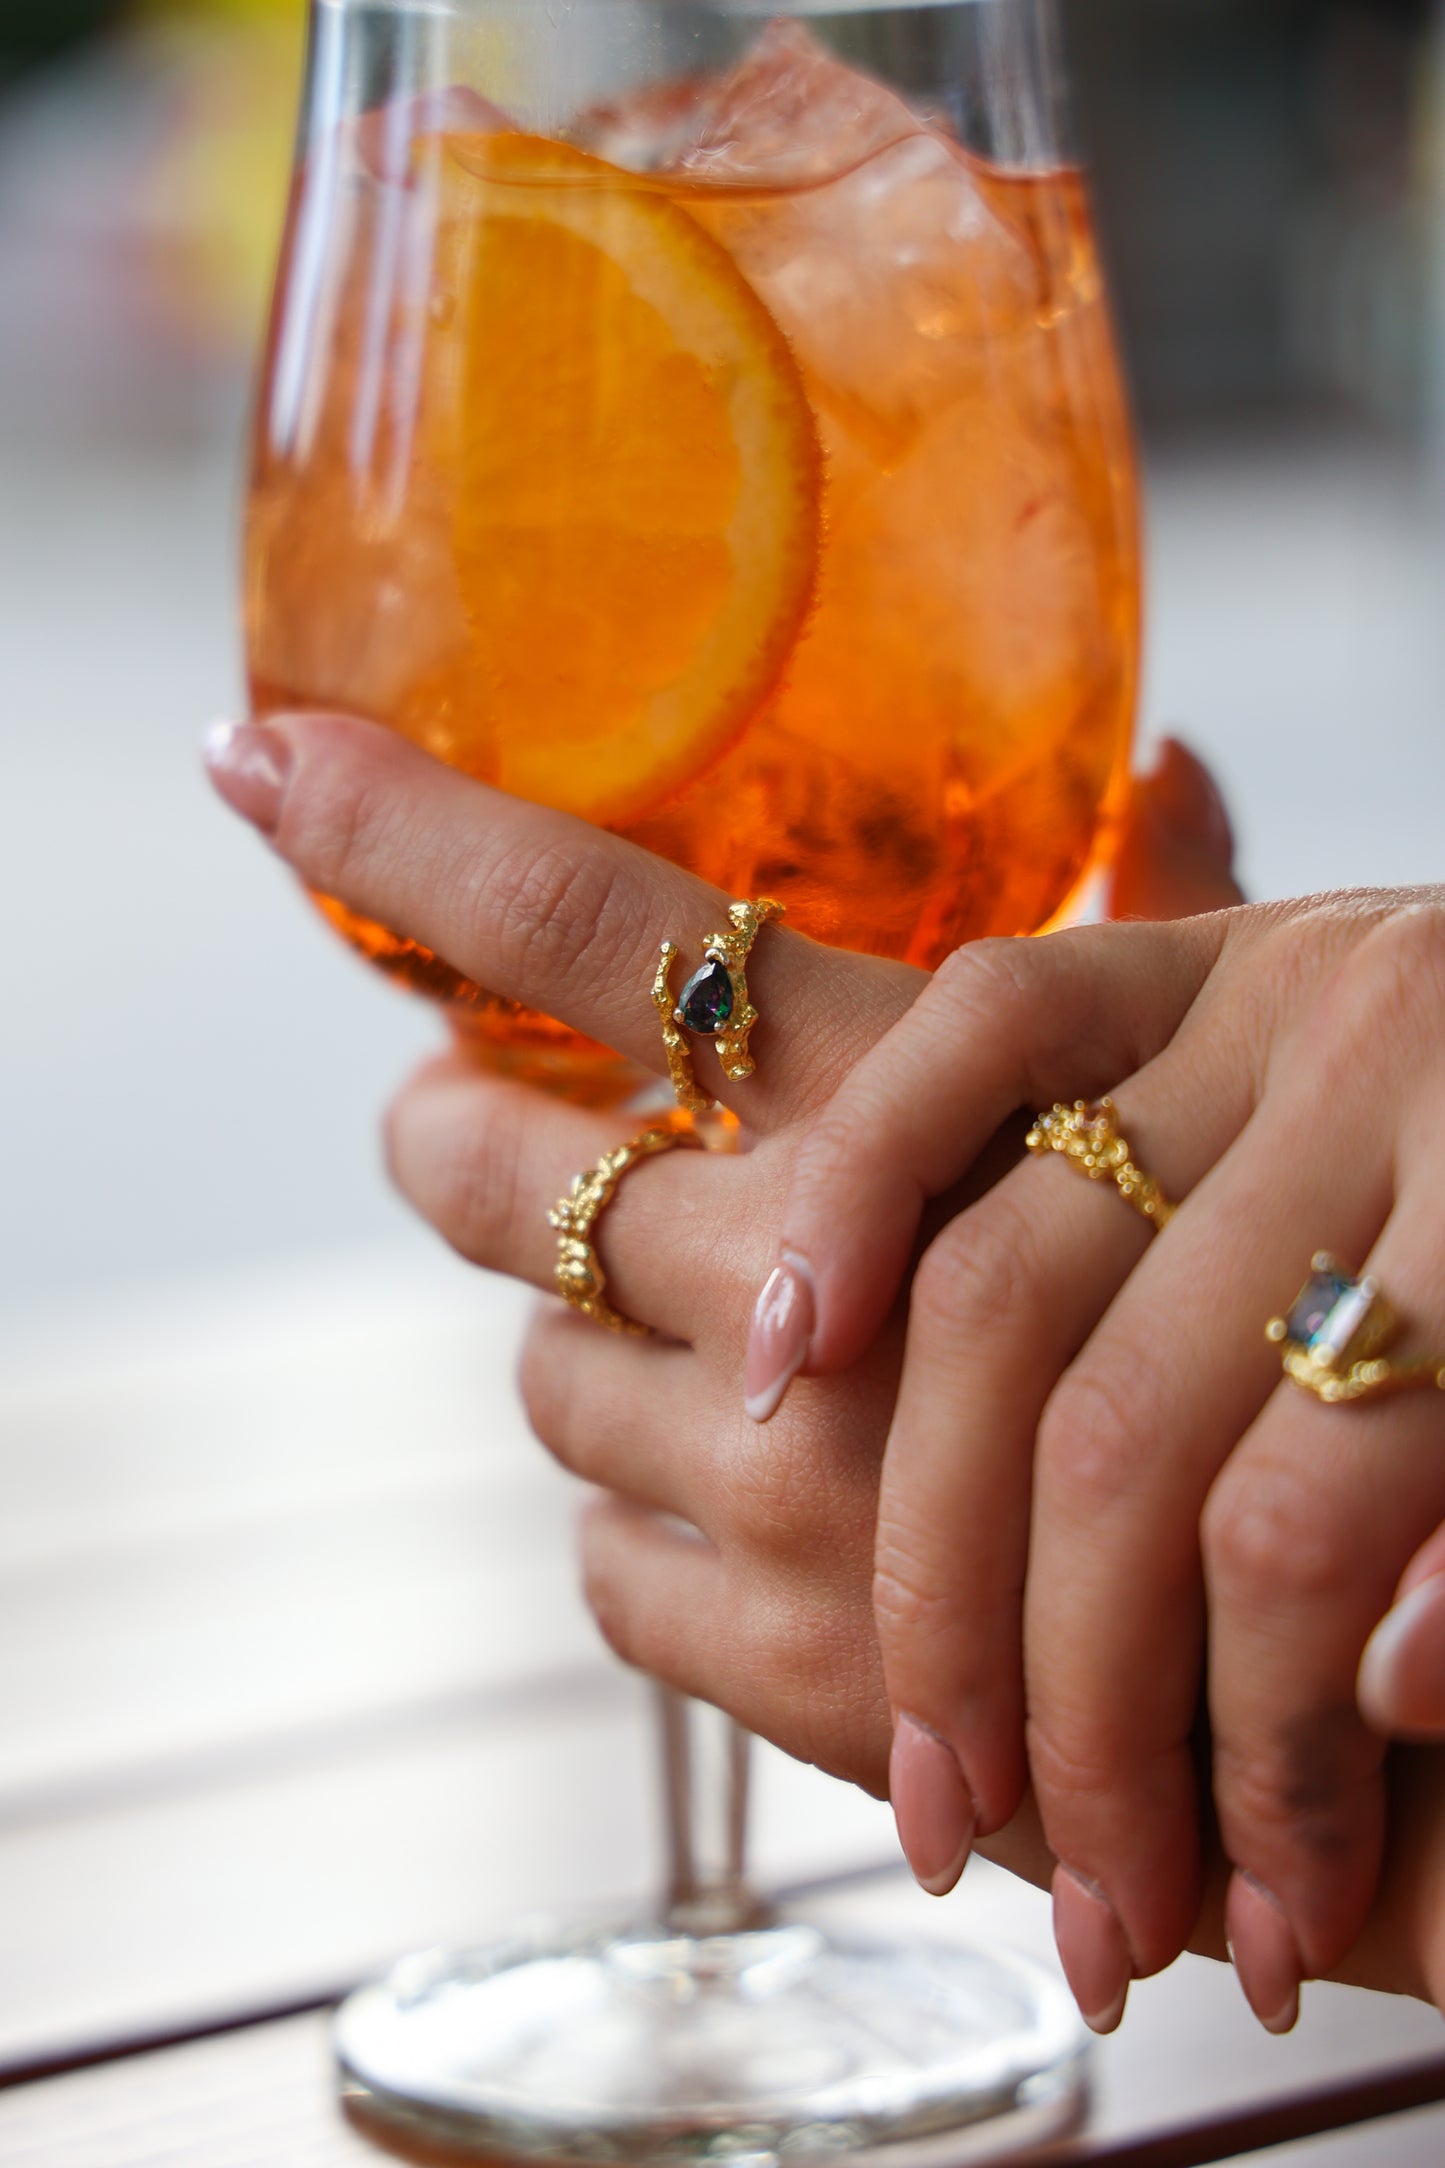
677 959 735 1036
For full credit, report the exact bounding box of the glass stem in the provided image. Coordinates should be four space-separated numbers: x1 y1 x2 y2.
657 1687 768 1934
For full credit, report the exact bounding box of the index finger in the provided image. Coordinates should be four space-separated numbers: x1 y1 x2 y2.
207 711 921 1128
752 914 1228 1391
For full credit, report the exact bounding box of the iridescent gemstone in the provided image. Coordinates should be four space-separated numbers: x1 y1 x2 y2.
677 959 735 1036
1286 1268 1374 1361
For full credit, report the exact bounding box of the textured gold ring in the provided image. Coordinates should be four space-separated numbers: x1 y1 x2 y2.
1025 1098 1176 1229
1268 1252 1445 1405
548 1112 703 1335
652 898 784 1114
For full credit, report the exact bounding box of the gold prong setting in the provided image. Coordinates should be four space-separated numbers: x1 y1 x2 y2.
1268 1253 1444 1404
653 898 783 1109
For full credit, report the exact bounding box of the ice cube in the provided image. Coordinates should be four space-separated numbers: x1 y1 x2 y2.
577 25 1050 457
578 21 925 189
678 18 924 186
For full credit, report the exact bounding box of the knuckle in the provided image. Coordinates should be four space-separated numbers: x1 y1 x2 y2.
1026 1709 1131 1813
1035 1362 1160 1531
789 1106 875 1200
517 1321 581 1464
480 837 632 998
287 749 405 900
392 1094 526 1267
1203 1453 1352 1615
872 1549 966 1662
1292 904 1445 1085
1215 1711 1376 1867
930 936 1039 1035
910 1194 1037 1344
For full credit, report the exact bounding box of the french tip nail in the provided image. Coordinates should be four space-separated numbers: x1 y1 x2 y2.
890 1716 975 1898
1082 1984 1129 2036
203 717 237 762
744 1363 804 1426
202 716 291 836
1358 1574 1445 1734
1052 1867 1133 2035
1227 1872 1303 2037
744 1254 816 1426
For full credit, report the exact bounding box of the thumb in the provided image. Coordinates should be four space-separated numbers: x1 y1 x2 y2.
1108 738 1244 922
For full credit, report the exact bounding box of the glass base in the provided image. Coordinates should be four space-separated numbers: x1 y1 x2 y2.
335 1915 1089 2165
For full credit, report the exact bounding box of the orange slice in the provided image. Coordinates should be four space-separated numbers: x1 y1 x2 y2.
432 130 821 826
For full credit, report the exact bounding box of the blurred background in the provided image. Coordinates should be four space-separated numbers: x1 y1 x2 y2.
5 0 1445 2106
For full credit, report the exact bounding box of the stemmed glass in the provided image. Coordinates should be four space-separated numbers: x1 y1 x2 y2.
245 0 1140 2154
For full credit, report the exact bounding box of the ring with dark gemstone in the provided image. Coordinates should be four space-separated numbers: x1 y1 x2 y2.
651 899 784 1111
676 957 736 1037
1267 1250 1445 1404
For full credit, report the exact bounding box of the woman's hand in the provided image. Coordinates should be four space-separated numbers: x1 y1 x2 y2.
202 714 1238 1941
209 713 1445 2024
758 884 1445 2035
204 714 1233 1773
205 707 931 1783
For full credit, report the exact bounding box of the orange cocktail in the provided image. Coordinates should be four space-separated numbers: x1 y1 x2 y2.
247 21 1138 1083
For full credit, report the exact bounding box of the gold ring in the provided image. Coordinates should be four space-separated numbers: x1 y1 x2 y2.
1025 1098 1175 1229
548 1112 703 1334
653 898 784 1114
1268 1252 1445 1405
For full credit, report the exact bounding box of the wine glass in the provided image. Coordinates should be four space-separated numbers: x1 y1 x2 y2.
245 0 1139 2154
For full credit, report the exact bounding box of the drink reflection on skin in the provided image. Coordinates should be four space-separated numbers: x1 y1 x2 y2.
246 15 1139 1091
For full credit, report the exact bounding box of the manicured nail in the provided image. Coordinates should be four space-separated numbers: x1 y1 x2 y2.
1052 1867 1132 2033
1226 1871 1301 2035
744 1251 815 1423
889 1717 975 1897
204 718 291 837
1358 1574 1445 1736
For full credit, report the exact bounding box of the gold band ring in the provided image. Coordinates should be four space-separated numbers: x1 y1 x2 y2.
1025 1098 1176 1230
548 1112 703 1335
1268 1252 1445 1405
653 898 784 1114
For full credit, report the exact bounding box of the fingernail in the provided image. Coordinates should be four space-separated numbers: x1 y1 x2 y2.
889 1716 976 1897
204 718 291 837
744 1251 815 1424
1226 1871 1301 2035
1052 1866 1133 2033
1358 1573 1445 1736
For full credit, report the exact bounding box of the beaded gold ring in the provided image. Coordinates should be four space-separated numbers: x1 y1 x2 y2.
548 1112 703 1335
1024 1098 1176 1230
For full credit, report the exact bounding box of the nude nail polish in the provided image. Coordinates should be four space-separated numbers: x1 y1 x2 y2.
1226 1871 1301 2035
1358 1574 1445 1736
204 718 292 837
889 1716 975 1897
1052 1866 1132 2033
744 1251 815 1423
